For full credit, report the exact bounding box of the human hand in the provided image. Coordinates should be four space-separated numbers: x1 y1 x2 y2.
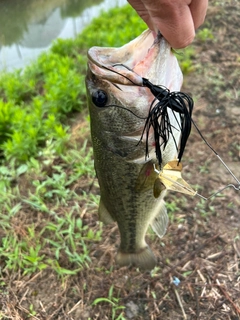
128 0 208 48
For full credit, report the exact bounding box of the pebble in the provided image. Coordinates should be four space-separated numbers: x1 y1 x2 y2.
125 301 139 319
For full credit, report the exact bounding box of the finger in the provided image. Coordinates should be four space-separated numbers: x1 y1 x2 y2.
128 0 207 49
189 0 208 29
146 2 195 48
127 0 153 29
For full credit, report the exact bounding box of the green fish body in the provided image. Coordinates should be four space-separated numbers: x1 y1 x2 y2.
86 30 183 270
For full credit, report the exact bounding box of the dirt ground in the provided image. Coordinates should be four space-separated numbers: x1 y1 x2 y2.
1 2 240 320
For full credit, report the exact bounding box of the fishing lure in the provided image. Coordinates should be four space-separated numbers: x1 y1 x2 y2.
101 63 193 166
100 63 240 198
153 160 196 198
139 76 240 199
140 78 193 165
154 157 240 200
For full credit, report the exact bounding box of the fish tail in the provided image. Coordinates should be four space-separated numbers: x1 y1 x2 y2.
115 247 157 270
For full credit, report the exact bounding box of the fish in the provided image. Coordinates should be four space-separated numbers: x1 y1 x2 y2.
86 29 184 270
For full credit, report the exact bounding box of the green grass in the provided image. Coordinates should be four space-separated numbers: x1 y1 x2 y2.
92 285 126 320
0 136 100 277
196 27 214 42
0 4 147 164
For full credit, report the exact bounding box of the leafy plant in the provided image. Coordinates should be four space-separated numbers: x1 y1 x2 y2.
195 198 216 217
0 5 148 165
197 28 214 42
175 46 196 74
0 228 47 275
92 285 126 320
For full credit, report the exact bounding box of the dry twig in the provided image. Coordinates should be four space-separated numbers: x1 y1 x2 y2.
216 280 240 316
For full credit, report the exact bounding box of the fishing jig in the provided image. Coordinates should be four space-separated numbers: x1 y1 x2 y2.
100 63 240 198
140 76 240 199
140 78 193 165
101 63 194 166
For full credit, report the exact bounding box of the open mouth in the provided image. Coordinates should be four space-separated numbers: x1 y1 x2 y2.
87 30 161 86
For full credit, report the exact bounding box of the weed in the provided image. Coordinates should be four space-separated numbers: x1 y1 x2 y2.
42 209 102 275
166 200 180 214
28 304 37 317
0 5 146 165
182 270 192 277
175 46 196 74
92 285 126 320
0 229 47 275
60 139 95 180
0 97 69 162
197 28 214 42
0 128 101 278
195 198 216 217
75 6 146 49
0 70 36 102
0 202 102 276
198 160 211 174
166 199 181 223
151 266 161 277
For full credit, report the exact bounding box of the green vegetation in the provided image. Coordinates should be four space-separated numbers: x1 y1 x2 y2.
196 27 214 42
92 285 126 320
0 137 100 277
175 46 195 74
0 5 147 163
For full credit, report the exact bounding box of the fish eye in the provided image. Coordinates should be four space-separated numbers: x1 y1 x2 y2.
92 90 108 107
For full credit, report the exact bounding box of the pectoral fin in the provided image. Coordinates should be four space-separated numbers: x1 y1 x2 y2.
151 200 168 238
98 199 115 224
135 161 158 192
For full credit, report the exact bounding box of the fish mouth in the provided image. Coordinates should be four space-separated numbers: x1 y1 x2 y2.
87 29 162 86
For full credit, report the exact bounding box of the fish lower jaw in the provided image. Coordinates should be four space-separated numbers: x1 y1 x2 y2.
115 246 157 271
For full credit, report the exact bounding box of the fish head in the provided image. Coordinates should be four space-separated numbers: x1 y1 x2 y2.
86 29 183 164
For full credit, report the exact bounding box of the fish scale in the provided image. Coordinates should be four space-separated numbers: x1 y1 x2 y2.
86 29 183 270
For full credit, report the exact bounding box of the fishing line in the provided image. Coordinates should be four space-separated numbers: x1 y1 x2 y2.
101 64 139 86
192 119 240 186
189 119 240 200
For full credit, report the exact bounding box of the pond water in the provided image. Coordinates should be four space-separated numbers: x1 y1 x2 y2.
0 0 127 72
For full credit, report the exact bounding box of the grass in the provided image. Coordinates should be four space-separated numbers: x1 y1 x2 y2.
0 4 147 164
92 285 126 320
0 137 101 277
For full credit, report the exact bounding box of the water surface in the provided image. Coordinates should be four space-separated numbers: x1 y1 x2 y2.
0 0 126 71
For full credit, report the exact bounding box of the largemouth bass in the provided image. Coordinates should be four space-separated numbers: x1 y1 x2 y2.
86 30 183 270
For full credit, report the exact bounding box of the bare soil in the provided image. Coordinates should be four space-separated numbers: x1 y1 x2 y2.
1 2 240 319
